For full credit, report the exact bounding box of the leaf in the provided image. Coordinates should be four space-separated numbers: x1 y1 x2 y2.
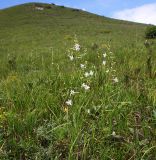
139 139 149 146
153 110 156 119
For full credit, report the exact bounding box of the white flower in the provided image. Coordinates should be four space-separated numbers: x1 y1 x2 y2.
106 69 109 73
70 90 75 96
82 83 90 90
113 77 119 83
112 131 116 136
84 72 90 77
89 70 94 76
65 99 73 106
103 53 107 58
87 109 91 114
102 60 106 65
80 64 86 69
68 55 74 61
84 70 94 77
74 43 80 51
70 90 79 96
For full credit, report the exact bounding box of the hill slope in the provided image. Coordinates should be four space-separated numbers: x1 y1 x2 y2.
0 3 156 160
0 3 147 77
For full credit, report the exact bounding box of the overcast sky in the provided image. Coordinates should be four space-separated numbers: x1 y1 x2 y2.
0 0 156 25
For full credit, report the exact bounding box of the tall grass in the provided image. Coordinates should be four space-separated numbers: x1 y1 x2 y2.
0 36 156 159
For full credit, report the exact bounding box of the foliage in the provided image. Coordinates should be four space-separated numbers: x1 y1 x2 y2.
145 25 156 39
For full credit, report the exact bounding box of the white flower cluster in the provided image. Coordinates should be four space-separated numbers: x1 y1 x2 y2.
84 70 94 77
65 39 93 107
65 40 119 108
109 51 119 83
81 83 90 90
102 53 107 66
65 90 79 107
74 43 80 51
67 38 81 62
102 50 119 83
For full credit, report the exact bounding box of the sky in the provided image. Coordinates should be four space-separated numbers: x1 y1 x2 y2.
0 0 156 25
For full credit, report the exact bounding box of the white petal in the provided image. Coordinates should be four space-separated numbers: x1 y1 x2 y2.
102 61 106 65
66 99 73 106
103 53 107 58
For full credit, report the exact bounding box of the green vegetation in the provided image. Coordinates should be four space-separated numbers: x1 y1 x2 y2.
0 3 156 159
145 25 156 39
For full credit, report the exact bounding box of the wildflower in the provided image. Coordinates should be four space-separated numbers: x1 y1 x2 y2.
84 72 90 77
106 69 109 73
103 53 107 58
64 107 68 113
80 64 86 69
70 90 79 96
113 77 119 83
87 109 91 114
82 83 90 90
102 60 106 65
89 70 94 76
84 70 94 77
68 55 74 61
112 131 116 136
74 43 80 51
70 90 75 96
65 99 73 106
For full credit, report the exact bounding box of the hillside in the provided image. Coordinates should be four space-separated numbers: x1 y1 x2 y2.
0 3 147 78
0 3 156 160
0 3 147 77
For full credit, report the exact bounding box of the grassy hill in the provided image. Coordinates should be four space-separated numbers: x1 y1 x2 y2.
0 3 156 159
0 3 147 78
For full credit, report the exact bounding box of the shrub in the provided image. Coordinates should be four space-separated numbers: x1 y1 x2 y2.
72 9 80 12
145 25 156 39
45 5 52 9
60 6 65 8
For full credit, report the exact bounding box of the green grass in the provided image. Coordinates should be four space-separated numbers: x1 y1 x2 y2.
0 2 156 159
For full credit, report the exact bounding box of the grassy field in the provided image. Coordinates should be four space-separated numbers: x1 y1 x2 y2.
0 2 156 159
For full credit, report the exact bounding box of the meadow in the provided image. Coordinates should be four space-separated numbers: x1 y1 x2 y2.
0 3 156 159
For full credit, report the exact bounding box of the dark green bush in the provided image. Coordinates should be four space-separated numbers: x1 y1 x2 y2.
72 9 80 12
145 25 156 39
60 6 65 8
44 5 52 9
